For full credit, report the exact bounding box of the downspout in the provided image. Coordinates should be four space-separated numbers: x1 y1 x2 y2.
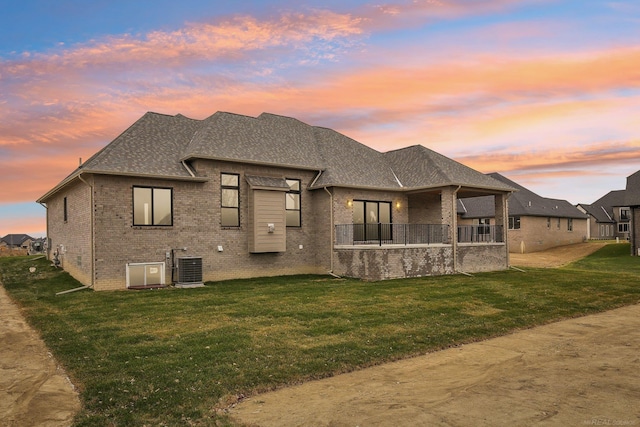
77 173 95 289
452 185 461 273
322 186 336 276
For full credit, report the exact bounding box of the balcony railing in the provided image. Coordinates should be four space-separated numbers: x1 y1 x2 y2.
457 225 504 243
335 223 450 246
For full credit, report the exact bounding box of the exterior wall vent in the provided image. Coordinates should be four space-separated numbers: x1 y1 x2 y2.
175 256 204 288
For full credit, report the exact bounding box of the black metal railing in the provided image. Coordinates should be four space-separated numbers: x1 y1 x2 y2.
457 225 504 243
335 223 450 246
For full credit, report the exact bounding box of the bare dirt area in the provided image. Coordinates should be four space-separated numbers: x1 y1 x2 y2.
229 242 640 427
230 304 640 426
509 241 610 268
0 285 80 427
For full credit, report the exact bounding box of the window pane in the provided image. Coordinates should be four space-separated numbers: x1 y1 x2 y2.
128 264 145 287
286 210 301 227
133 187 152 225
221 174 238 186
379 202 391 223
153 188 172 225
353 201 364 224
221 207 239 226
222 189 238 208
145 264 163 285
366 202 378 223
286 179 300 191
286 193 300 210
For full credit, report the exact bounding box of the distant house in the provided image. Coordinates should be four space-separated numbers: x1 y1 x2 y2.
0 234 34 250
577 190 630 241
458 173 588 253
37 111 514 291
625 170 640 256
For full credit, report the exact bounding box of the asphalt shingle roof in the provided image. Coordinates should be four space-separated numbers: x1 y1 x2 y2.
577 203 614 223
459 173 587 219
39 111 515 202
1 234 33 246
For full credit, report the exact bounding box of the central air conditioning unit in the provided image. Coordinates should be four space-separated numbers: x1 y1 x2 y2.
175 256 204 288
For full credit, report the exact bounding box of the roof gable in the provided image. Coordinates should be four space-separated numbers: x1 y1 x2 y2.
384 146 514 192
183 112 323 170
80 112 202 178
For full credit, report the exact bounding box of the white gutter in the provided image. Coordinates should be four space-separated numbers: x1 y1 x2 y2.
310 169 323 188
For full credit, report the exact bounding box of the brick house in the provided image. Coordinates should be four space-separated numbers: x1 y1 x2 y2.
625 170 640 256
577 190 630 241
458 173 588 253
37 111 514 291
0 234 34 250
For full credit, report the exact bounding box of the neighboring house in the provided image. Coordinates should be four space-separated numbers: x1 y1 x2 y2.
577 190 630 241
37 111 514 291
458 173 588 254
0 234 34 250
625 170 640 256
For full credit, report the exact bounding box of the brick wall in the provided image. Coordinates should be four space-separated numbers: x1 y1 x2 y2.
457 244 508 272
508 216 588 253
333 245 454 280
45 178 94 286
91 162 330 290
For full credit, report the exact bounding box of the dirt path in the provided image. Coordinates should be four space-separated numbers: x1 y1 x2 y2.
229 242 640 426
509 241 610 268
230 304 640 426
0 285 80 426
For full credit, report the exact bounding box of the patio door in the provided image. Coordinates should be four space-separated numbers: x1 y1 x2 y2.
353 200 392 242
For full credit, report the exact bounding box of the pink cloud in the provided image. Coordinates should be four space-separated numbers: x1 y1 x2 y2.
1 1 640 210
456 139 640 175
2 10 364 77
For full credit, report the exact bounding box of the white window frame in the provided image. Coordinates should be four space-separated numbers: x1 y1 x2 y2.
126 262 166 288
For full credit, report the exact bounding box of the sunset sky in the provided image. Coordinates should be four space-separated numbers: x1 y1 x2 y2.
2 0 640 237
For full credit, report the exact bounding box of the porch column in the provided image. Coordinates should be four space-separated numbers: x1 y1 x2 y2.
440 186 458 244
494 192 510 263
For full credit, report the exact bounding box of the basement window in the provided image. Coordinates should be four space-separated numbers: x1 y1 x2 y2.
126 262 166 289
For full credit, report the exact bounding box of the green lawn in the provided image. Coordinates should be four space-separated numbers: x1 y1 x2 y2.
1 243 639 426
